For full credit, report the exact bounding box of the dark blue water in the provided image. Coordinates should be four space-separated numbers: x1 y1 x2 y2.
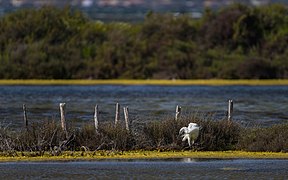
0 85 287 128
0 159 288 179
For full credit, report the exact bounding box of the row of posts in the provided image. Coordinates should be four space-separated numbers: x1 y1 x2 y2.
22 99 234 133
60 103 130 135
23 102 132 134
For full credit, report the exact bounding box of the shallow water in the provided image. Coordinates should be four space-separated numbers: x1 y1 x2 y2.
0 159 287 179
0 85 288 128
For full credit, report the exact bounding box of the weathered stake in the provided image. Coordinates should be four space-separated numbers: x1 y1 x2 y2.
124 106 130 131
228 100 233 121
175 105 181 121
23 104 28 128
115 103 120 126
94 105 99 133
59 103 67 134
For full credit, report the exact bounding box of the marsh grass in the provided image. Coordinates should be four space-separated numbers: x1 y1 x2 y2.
75 123 136 151
0 125 15 152
142 114 241 151
0 113 287 155
197 119 241 151
237 124 288 152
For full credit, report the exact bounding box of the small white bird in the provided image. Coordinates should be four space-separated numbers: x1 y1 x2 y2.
179 123 200 146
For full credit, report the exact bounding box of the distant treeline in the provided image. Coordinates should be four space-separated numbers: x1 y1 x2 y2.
0 4 287 79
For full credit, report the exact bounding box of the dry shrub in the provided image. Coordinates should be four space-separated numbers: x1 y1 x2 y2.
75 123 136 151
76 123 133 150
139 116 194 150
142 114 241 151
14 121 67 152
142 118 181 150
141 114 199 150
1 114 287 153
237 124 288 152
196 119 241 151
100 123 135 151
0 125 16 152
74 124 103 151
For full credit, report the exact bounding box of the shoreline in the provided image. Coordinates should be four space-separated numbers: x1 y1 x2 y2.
0 79 288 86
0 151 287 162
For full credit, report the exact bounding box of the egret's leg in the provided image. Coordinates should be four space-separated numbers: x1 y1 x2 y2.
187 136 191 146
191 140 194 145
182 135 187 142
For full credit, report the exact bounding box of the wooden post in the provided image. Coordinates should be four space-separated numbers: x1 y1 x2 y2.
175 105 181 121
59 103 67 134
228 100 233 121
23 104 28 128
124 106 130 131
94 105 99 133
115 103 120 126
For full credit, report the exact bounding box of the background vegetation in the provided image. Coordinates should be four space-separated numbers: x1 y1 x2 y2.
0 4 287 79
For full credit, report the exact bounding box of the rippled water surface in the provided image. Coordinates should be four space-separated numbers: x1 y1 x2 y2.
0 159 288 179
0 85 287 128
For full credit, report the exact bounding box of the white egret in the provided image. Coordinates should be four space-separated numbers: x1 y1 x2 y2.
179 123 200 146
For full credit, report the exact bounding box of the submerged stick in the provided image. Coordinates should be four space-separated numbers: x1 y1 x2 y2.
94 105 99 133
115 103 120 126
175 105 181 121
228 100 233 121
23 104 28 128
